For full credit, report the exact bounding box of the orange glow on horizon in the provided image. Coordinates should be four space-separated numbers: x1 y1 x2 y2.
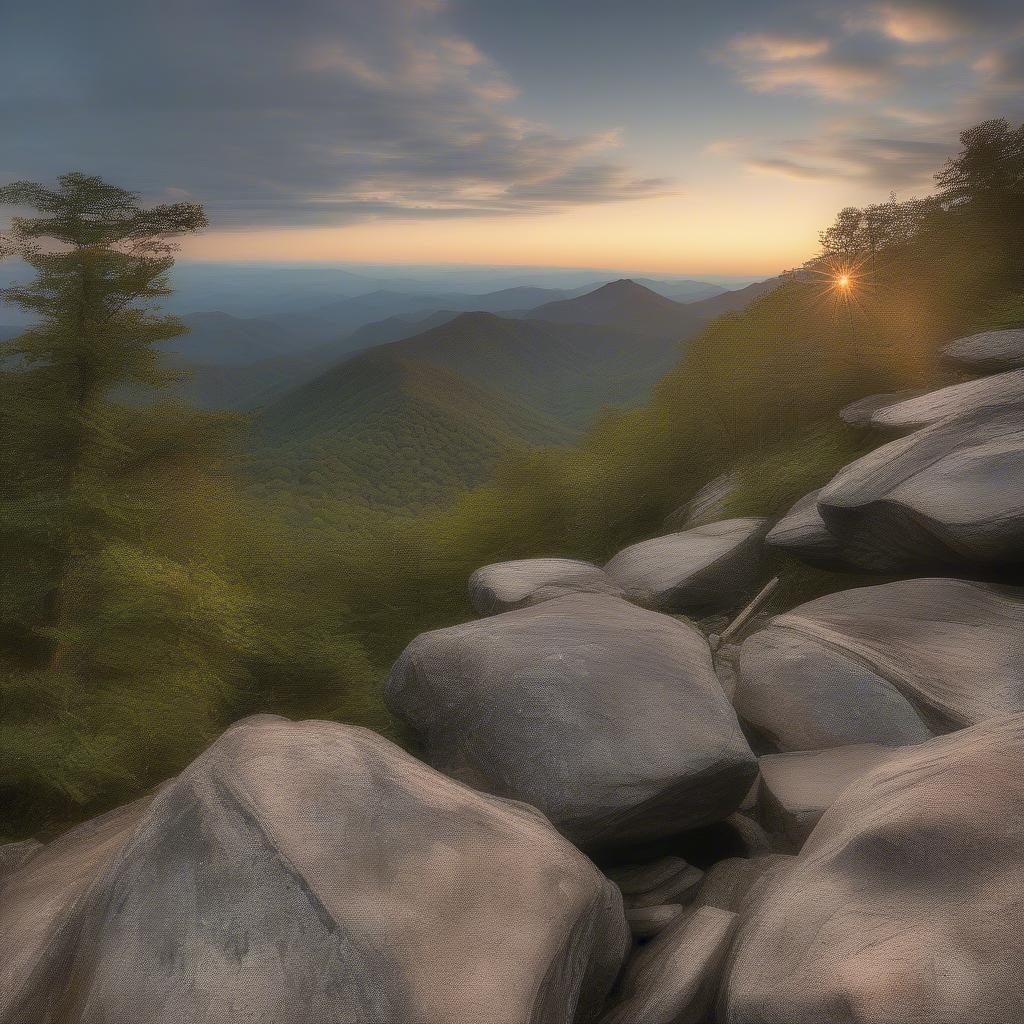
177 183 865 277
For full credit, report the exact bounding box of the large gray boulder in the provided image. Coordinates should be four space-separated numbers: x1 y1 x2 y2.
943 327 1024 372
818 395 1024 574
735 578 1024 752
604 519 768 613
387 593 758 849
720 715 1024 1023
468 558 620 615
870 368 1024 433
763 489 846 570
1 716 628 1024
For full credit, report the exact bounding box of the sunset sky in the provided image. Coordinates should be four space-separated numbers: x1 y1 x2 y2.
3 0 1023 274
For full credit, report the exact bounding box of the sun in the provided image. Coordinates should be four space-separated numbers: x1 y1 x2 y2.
837 274 851 289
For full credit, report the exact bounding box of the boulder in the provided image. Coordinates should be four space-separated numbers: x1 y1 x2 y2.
720 715 1024 1024
764 489 846 570
665 471 739 530
943 327 1024 372
757 744 902 849
870 368 1024 433
818 395 1024 574
1 716 628 1024
0 796 157 1015
468 558 621 615
735 578 1024 751
600 906 739 1024
624 904 685 940
604 519 769 613
838 389 920 427
387 593 758 850
691 855 793 917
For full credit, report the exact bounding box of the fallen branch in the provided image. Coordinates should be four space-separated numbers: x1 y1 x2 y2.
718 576 780 646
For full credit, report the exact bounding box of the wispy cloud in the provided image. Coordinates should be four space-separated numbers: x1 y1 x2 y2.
846 2 975 43
719 0 1024 193
0 0 667 226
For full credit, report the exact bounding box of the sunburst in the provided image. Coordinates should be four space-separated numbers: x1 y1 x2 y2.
798 251 878 321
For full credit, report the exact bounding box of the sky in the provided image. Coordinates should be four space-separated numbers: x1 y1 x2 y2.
2 0 1023 275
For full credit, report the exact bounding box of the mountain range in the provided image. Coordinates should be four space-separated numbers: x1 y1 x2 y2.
246 277 783 513
3 273 782 514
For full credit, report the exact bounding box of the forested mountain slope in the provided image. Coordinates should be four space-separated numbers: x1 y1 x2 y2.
249 349 571 511
247 307 694 512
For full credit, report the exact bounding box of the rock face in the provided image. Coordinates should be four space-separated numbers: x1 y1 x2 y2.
0 716 629 1024
818 396 1024 574
735 578 1024 752
601 906 739 1024
387 593 758 849
468 558 620 615
763 489 846 569
943 327 1024 372
757 745 901 849
720 715 1024 1024
869 368 1024 433
0 797 154 1015
604 519 768 613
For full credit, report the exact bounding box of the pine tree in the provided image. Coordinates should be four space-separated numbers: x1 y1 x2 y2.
0 174 255 831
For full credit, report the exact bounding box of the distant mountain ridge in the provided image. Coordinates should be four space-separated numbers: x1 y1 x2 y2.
523 279 701 338
244 275 787 513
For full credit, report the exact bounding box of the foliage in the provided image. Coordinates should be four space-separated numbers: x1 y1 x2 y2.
0 176 379 838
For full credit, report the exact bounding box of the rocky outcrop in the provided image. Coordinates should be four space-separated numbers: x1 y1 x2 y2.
720 715 1024 1023
869 368 1024 432
0 716 628 1024
468 557 621 614
735 578 1024 751
763 489 846 569
818 395 1024 574
604 519 768 614
387 593 758 849
757 744 901 849
608 856 704 908
601 906 738 1024
943 327 1024 372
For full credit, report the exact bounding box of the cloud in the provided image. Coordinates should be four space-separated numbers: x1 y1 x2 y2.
719 29 899 100
718 0 1023 194
745 130 954 188
848 2 975 43
735 57 897 99
726 34 832 62
0 0 666 227
746 157 836 181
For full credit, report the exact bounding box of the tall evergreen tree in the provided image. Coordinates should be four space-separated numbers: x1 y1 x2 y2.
0 174 255 830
